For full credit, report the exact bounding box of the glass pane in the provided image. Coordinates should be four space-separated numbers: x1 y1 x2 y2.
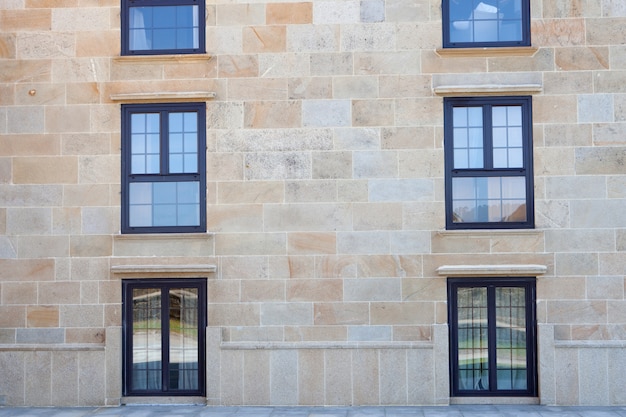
130 114 160 174
129 6 199 52
492 106 524 168
129 183 152 227
456 287 489 391
129 182 200 228
169 288 199 390
449 0 523 44
453 107 484 169
169 112 198 174
495 287 528 390
132 288 162 391
452 177 526 223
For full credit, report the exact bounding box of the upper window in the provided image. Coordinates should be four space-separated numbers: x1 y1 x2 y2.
121 0 206 55
121 103 206 234
442 0 530 48
444 96 534 229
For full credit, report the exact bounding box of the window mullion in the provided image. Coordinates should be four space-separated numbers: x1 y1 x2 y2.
161 286 170 393
486 285 498 392
483 104 493 169
160 111 169 176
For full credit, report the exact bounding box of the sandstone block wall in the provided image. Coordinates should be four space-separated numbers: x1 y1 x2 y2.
0 0 625 407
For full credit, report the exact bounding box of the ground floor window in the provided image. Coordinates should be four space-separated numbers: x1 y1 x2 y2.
448 277 537 397
122 278 206 396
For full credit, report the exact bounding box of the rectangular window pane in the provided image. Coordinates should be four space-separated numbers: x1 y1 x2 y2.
495 287 528 390
448 0 524 44
452 177 526 223
129 182 200 227
169 112 198 174
130 114 160 174
457 287 489 391
453 107 484 169
169 288 199 390
492 106 524 168
132 288 162 391
129 5 199 52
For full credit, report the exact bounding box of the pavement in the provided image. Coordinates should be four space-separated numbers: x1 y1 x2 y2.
1 405 626 417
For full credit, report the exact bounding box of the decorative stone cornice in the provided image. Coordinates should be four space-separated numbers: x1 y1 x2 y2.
436 264 548 276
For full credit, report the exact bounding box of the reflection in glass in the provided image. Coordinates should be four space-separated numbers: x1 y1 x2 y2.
169 112 198 174
130 5 199 51
168 288 199 390
492 106 523 168
129 182 200 227
449 0 523 44
495 287 528 390
457 287 489 390
453 107 483 169
132 288 162 390
452 176 526 223
131 113 160 174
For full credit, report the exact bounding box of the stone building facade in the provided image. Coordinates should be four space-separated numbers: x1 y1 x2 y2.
1 0 625 408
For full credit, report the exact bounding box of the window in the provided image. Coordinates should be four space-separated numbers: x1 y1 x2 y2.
442 0 530 48
448 278 537 397
122 279 207 396
121 0 205 55
444 96 534 229
121 103 206 234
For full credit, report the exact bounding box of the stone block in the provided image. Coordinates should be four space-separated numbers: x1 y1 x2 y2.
207 204 264 232
607 300 626 323
402 278 446 302
407 348 435 404
209 303 260 326
393 325 431 341
269 255 316 279
261 302 313 325
360 0 384 23
543 72 594 95
593 123 626 145
335 76 381 100
0 32 16 59
243 26 286 53
216 4 265 26
60 304 104 328
241 280 285 302
16 328 63 344
284 325 346 341
270 350 298 405
24 351 51 406
556 46 609 71
0 351 24 405
51 7 110 31
225 326 283 342
587 17 626 45
313 1 359 24
221 350 244 405
26 305 59 328
337 179 369 202
65 328 106 344
571 199 626 228
334 127 380 150
343 278 402 302
353 99 394 127
547 300 607 324
370 301 434 324
578 94 614 123
229 78 288 100
302 99 351 127
219 255 269 280
312 151 352 179
2 282 36 305
267 2 312 24
555 253 599 276
286 279 342 302
599 253 626 275
348 325 391 341
298 350 325 404
76 30 118 57
314 302 369 325
6 207 51 235
70 235 112 257
17 235 69 258
353 151 397 178
288 232 336 255
78 351 106 406
595 71 626 94
380 349 407 404
259 53 310 78
579 348 609 405
545 176 606 200
6 106 45 134
218 54 259 78
608 176 626 198
353 202 402 230
289 76 332 99
310 52 353 75
368 179 433 201
337 231 390 254
206 27 243 55
532 19 585 47
352 349 380 404
379 75 432 98
286 179 337 202
390 231 431 254
13 156 77 184
243 350 270 405
287 24 340 52
537 276 586 300
0 9 51 31
422 50 486 74
356 254 421 278
244 101 301 128
51 351 78 406
325 350 352 405
264 203 352 232
52 58 109 83
0 305 25 327
81 206 117 234
396 97 442 126
341 23 396 51
588 276 624 300
575 147 626 174
215 232 286 255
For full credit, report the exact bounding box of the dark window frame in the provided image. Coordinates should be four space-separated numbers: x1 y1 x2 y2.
122 278 207 397
442 0 531 48
121 102 206 234
447 277 537 397
444 96 534 230
121 0 206 56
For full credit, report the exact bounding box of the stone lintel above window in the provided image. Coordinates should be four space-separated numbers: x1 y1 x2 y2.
437 264 547 277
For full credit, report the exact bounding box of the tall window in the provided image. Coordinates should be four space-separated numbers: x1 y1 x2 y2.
448 278 537 397
442 0 530 48
122 279 207 396
121 103 206 234
121 0 206 55
444 96 534 229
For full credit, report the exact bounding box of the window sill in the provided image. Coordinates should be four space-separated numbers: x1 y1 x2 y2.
113 53 212 64
435 46 538 58
437 264 547 277
450 397 539 405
